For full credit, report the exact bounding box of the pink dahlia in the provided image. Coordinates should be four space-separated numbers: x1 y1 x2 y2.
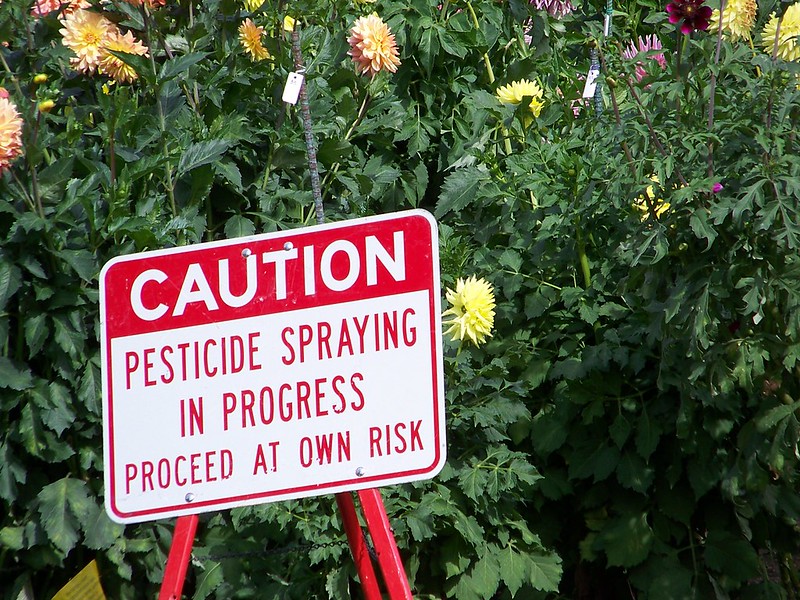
622 35 667 81
0 90 23 175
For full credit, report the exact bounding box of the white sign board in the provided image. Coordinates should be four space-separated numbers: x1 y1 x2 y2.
100 210 445 524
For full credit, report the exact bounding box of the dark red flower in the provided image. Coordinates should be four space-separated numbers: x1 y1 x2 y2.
666 0 713 33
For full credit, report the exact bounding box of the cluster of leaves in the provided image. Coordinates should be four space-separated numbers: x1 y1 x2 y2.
1 0 799 598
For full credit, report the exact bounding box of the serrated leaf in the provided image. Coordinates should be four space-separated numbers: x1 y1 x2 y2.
597 512 653 568
0 261 22 312
24 313 47 358
177 140 231 176
609 415 632 448
224 215 256 239
525 552 562 592
37 478 93 554
60 249 97 282
214 160 243 191
635 412 661 459
617 452 654 493
756 401 800 432
83 504 125 550
435 167 489 217
498 545 526 596
0 526 25 550
467 554 501 597
0 357 33 391
0 441 26 502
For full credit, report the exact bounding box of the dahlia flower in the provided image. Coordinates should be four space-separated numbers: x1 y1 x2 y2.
443 276 496 346
347 13 401 77
666 0 713 33
242 0 262 11
31 0 90 18
60 9 118 75
633 176 670 220
709 0 757 39
496 79 545 117
283 15 296 32
238 18 271 61
99 30 149 84
530 0 575 19
622 35 667 81
760 3 800 61
0 92 23 175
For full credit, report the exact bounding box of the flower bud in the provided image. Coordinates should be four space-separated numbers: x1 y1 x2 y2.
284 15 295 32
33 73 48 84
38 99 55 113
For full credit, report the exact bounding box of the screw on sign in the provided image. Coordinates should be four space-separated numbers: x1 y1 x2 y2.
100 209 445 524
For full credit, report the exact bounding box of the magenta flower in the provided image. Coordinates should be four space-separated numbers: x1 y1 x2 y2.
622 35 667 81
712 182 723 193
666 0 712 33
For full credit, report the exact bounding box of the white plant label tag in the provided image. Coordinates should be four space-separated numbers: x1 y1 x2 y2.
582 67 600 98
282 72 304 105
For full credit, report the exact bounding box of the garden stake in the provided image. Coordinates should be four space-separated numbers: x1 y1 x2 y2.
290 25 325 226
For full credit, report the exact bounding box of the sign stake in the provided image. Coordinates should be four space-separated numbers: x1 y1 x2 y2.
158 514 198 600
335 493 382 599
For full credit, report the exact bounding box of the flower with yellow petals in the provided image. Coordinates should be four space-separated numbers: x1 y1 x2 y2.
99 30 149 84
495 79 545 117
242 0 262 11
442 276 496 346
760 2 800 61
347 13 401 77
0 90 23 175
60 9 118 75
239 18 271 62
353 0 377 4
709 0 757 40
284 15 296 32
633 176 670 220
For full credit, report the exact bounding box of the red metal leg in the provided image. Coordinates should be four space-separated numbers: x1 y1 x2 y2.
335 492 382 600
357 489 413 600
158 514 199 600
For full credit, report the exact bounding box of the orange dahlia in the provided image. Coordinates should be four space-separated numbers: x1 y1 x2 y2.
347 13 401 77
60 9 118 74
238 18 271 61
99 30 149 84
0 91 23 175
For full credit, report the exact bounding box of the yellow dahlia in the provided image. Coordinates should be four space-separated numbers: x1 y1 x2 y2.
238 18 271 61
99 30 149 84
496 79 545 117
347 13 401 77
242 0 262 11
0 91 24 175
633 176 670 220
31 0 90 19
709 0 757 40
442 276 496 346
60 9 118 75
284 15 296 32
760 3 800 60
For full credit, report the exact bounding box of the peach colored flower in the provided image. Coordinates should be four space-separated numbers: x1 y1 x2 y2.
99 29 149 84
347 13 401 77
238 18 271 61
60 9 119 75
0 92 24 175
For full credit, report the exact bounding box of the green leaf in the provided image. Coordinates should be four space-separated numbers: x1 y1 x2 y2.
616 452 655 493
0 441 26 502
498 545 526 596
596 512 654 568
705 530 759 583
37 478 94 554
177 140 231 177
0 261 22 312
83 504 125 550
0 358 33 391
60 249 97 282
224 215 256 239
159 52 208 82
525 552 562 592
756 401 800 432
435 167 489 218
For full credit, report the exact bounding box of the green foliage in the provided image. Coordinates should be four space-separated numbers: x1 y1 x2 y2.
1 0 799 597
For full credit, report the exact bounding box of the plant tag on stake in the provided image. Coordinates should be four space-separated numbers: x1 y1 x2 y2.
582 67 600 98
282 71 304 105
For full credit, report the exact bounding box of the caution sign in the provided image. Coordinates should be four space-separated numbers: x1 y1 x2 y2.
101 210 445 523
